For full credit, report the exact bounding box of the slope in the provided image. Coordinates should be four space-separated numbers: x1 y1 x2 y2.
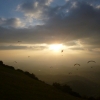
0 63 85 100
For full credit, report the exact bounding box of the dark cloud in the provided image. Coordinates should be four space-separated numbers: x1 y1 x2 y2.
80 38 100 49
0 18 22 28
0 45 27 50
0 0 100 50
65 41 78 46
30 46 47 50
17 0 52 19
0 45 47 50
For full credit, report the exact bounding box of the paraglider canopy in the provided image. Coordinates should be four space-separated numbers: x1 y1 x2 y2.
74 64 80 66
87 61 96 63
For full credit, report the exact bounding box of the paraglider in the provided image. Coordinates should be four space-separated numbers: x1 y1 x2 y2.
74 64 80 70
74 64 80 66
87 61 96 63
87 60 96 68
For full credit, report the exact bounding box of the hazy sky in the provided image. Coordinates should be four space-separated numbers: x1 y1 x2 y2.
0 0 100 81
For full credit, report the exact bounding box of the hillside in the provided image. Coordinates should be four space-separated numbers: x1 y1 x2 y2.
67 80 100 98
0 62 85 100
37 74 100 98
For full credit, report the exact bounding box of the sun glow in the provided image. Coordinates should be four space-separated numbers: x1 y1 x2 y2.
49 44 64 51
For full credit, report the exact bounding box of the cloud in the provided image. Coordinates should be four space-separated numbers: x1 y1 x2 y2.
0 17 23 28
79 38 100 51
30 45 47 50
0 0 100 51
65 41 78 46
0 45 27 50
0 45 47 50
17 0 53 19
69 47 84 51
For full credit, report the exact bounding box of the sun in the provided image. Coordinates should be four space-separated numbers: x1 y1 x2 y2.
49 44 64 51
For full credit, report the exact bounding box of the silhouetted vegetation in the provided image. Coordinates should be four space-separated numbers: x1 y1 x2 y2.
0 61 3 65
24 71 39 80
0 60 39 81
53 82 81 98
16 69 24 73
0 61 15 70
52 82 100 100
4 64 15 70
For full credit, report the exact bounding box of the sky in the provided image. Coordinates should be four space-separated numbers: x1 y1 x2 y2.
0 0 100 84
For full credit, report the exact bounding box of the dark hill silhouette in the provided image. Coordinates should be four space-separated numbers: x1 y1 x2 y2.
66 80 100 97
52 82 81 98
0 61 85 100
38 75 100 99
